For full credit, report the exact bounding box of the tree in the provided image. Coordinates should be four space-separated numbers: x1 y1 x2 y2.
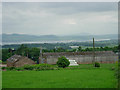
85 47 90 51
78 46 82 51
28 48 39 61
57 47 65 52
72 49 76 52
118 44 120 51
16 44 28 56
57 56 70 68
104 46 109 51
100 47 104 51
2 49 12 62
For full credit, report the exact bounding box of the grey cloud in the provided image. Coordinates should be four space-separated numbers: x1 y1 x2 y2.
3 2 117 14
2 2 118 35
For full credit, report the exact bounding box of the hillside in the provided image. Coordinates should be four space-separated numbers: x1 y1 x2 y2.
2 34 118 45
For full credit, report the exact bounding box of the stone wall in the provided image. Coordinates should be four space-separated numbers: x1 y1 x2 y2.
43 51 118 64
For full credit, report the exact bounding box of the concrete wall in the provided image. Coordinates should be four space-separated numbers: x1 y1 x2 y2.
44 51 118 64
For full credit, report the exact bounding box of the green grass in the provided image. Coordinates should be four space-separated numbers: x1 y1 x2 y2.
0 70 2 90
2 64 117 88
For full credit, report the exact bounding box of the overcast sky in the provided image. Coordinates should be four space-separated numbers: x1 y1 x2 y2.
2 2 118 36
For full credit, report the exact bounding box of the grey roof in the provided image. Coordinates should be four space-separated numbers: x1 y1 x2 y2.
7 55 22 63
43 51 117 56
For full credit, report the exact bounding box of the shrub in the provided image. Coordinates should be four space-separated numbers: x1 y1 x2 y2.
2 67 6 70
2 64 57 71
6 67 15 70
94 62 100 67
57 56 70 68
33 64 53 68
2 67 23 71
15 67 24 71
23 64 55 71
23 65 34 70
32 64 55 71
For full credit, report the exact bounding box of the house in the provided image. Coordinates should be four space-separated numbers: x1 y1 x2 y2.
7 55 35 67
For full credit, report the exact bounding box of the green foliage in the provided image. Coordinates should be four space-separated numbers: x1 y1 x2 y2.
32 64 55 71
94 62 100 67
78 46 82 51
57 56 70 68
2 67 6 70
22 64 56 71
15 67 24 71
53 47 66 52
5 67 15 71
23 65 34 70
2 67 24 71
16 44 29 56
0 60 2 64
118 44 120 51
2 64 56 71
27 48 39 61
2 49 12 62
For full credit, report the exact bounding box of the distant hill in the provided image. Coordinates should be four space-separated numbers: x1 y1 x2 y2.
2 34 59 43
2 33 118 45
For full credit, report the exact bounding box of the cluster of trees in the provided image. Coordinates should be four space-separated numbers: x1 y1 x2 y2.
2 45 39 62
77 46 119 52
2 44 120 63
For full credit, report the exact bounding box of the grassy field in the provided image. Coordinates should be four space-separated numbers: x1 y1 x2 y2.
0 71 2 90
2 63 117 88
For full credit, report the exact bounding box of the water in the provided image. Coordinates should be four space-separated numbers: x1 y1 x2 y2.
2 39 111 45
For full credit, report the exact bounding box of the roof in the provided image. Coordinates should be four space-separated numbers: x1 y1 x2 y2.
7 55 23 63
43 51 117 57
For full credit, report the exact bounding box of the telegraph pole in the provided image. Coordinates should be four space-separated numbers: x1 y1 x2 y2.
93 38 95 64
39 46 43 64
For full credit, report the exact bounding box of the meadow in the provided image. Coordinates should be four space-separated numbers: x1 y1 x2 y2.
2 63 117 88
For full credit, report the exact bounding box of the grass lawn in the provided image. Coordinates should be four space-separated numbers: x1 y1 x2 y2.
0 71 2 90
2 63 117 88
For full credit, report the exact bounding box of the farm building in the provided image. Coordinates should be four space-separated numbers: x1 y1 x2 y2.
41 51 118 64
7 55 35 67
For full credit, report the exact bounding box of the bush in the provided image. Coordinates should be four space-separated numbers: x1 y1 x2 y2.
6 67 15 70
23 64 55 71
2 67 24 71
2 64 57 71
23 65 34 70
57 56 70 68
94 62 100 67
2 67 6 70
15 67 24 71
32 64 55 71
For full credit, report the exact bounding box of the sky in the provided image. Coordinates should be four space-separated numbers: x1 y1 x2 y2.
2 2 118 36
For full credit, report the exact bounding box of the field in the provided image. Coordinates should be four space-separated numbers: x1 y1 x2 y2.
2 64 117 88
